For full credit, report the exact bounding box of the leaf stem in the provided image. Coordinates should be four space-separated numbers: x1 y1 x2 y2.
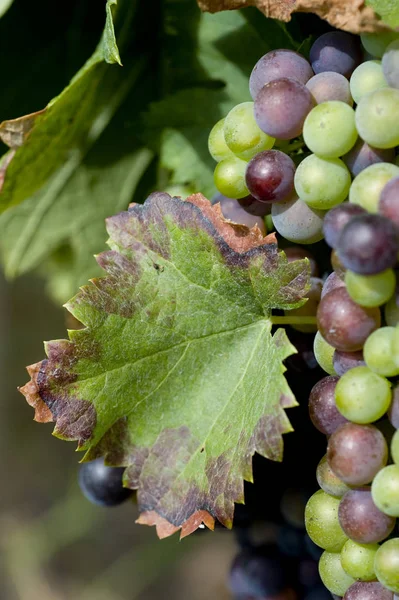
271 316 317 325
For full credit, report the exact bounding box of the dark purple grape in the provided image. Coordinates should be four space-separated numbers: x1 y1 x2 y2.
328 423 388 486
338 487 396 544
306 71 352 105
317 287 381 351
333 349 365 376
78 458 132 507
249 49 313 100
343 139 395 177
254 78 315 140
336 214 399 275
284 246 319 277
238 194 272 217
321 272 346 299
343 581 394 600
228 544 288 597
323 204 366 249
388 385 399 429
308 376 348 435
245 150 295 203
309 31 362 78
379 176 399 228
211 193 266 234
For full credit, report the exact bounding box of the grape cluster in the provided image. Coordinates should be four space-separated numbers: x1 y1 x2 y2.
208 27 399 600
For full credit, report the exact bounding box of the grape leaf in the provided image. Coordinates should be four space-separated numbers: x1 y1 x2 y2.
197 0 387 33
20 193 310 538
366 0 399 28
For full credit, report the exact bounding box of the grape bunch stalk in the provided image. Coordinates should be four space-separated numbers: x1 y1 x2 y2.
207 25 399 600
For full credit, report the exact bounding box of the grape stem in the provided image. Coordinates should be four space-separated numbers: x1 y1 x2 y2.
270 316 317 325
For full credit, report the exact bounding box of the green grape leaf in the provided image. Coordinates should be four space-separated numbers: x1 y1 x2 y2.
103 0 122 65
20 193 310 538
366 0 399 28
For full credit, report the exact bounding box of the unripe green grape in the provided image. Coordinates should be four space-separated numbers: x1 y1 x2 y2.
364 327 399 377
224 102 275 161
356 88 399 149
340 539 379 581
392 326 399 367
214 157 249 199
392 430 399 465
361 31 399 58
319 551 355 596
385 294 399 327
316 455 351 498
349 162 399 212
303 101 358 159
335 366 391 424
374 538 399 593
372 465 399 517
345 269 395 308
314 331 336 375
350 61 388 104
295 154 351 210
208 118 235 162
305 490 348 552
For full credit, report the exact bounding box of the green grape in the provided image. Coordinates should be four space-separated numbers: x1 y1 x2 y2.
305 490 348 552
214 157 249 199
224 102 275 161
356 88 399 149
385 294 399 327
316 455 351 498
340 539 379 581
349 162 399 212
372 465 399 517
294 154 351 210
350 61 388 104
335 366 391 424
314 331 336 375
319 551 356 596
364 327 399 377
392 430 399 465
208 118 235 162
345 269 395 308
374 538 399 593
303 101 358 159
361 32 399 58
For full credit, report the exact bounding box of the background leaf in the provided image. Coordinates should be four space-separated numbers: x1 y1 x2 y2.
366 0 399 28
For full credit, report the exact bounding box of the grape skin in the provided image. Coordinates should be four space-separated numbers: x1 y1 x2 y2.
310 31 362 78
305 490 348 552
308 376 347 435
345 269 396 308
333 349 365 376
214 156 249 199
318 550 355 596
237 194 272 217
321 272 346 299
223 102 275 161
271 195 325 245
249 49 313 100
371 465 399 517
317 287 381 352
295 154 351 211
208 118 235 162
379 176 399 228
374 539 399 594
389 387 399 429
316 455 351 498
382 40 399 89
361 31 399 59
78 458 132 507
355 88 399 149
340 539 378 582
343 581 394 600
306 72 353 105
349 162 399 213
350 60 388 104
323 203 366 249
303 101 358 159
245 150 295 203
343 139 395 177
392 430 399 465
364 327 399 377
313 331 336 375
338 487 396 544
254 78 315 140
327 423 388 486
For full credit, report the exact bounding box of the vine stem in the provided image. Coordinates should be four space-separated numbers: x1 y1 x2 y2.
270 316 317 325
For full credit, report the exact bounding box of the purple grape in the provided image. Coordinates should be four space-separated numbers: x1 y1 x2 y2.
343 139 395 177
327 423 388 486
212 194 266 234
388 385 399 429
337 214 399 275
323 204 366 249
333 349 365 376
321 272 346 299
254 78 315 140
344 581 394 600
249 49 313 100
309 31 362 78
379 176 399 228
245 150 295 203
317 287 381 351
284 246 319 277
308 376 348 435
238 195 272 217
338 487 396 544
78 458 132 507
306 71 353 105
228 544 288 597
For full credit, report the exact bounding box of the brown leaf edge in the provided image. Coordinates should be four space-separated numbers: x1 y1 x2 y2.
197 0 389 35
19 193 305 539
